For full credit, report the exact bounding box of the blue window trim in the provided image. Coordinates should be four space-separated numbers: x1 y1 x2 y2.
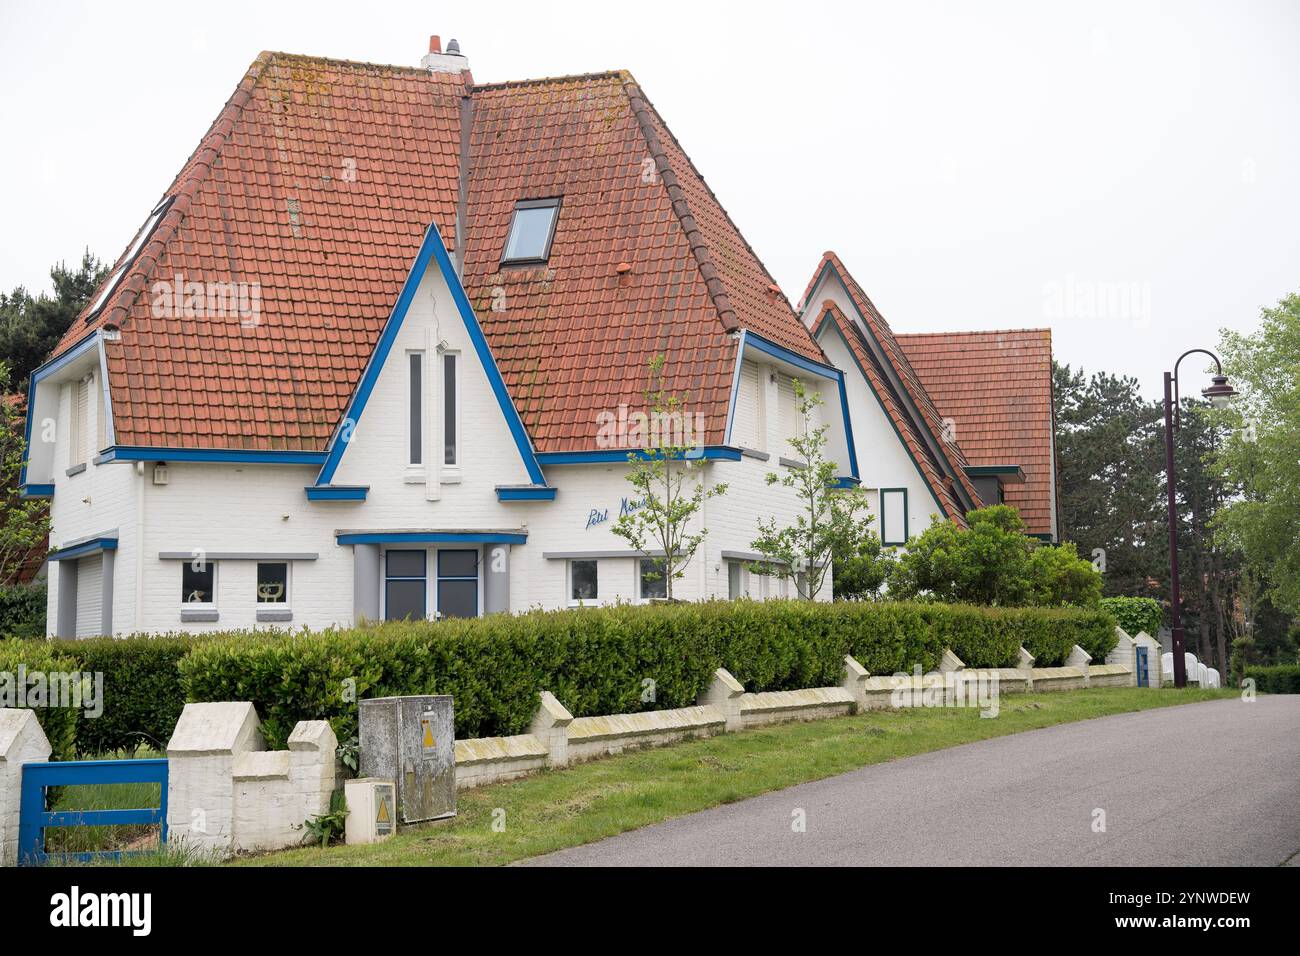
495 485 558 501
535 446 742 465
723 330 860 482
384 549 427 621
879 487 910 546
315 220 545 488
814 314 948 521
20 484 55 499
20 331 102 489
48 536 119 562
305 485 370 501
98 446 327 465
337 532 528 546
831 476 860 489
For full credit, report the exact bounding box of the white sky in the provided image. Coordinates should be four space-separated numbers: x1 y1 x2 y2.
2 0 1296 396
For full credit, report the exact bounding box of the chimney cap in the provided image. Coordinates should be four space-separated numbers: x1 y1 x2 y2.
447 38 461 54
429 35 441 54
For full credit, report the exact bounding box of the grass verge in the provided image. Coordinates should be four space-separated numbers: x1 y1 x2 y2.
235 686 1237 867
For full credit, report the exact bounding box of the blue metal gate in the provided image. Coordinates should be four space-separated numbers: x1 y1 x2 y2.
1135 646 1149 687
18 759 168 866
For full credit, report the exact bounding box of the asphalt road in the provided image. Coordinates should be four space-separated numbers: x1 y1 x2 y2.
526 696 1300 866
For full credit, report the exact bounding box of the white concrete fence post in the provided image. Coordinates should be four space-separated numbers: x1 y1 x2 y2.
1066 644 1093 687
841 656 869 713
166 701 264 857
939 649 966 673
529 691 574 769
0 710 51 867
288 720 339 823
698 668 746 732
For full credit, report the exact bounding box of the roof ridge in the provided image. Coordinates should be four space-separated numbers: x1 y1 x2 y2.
60 53 274 353
622 78 739 335
896 327 1054 337
472 69 629 92
256 49 434 77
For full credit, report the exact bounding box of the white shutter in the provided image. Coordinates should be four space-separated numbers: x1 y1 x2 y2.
76 554 103 638
70 379 88 466
733 361 761 449
778 375 801 459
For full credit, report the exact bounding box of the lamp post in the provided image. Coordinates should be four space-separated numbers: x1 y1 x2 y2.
1163 349 1236 688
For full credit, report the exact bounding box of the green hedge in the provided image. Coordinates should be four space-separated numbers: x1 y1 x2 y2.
0 583 47 639
1243 664 1300 695
0 638 80 760
70 636 201 755
179 600 1119 747
1100 596 1163 639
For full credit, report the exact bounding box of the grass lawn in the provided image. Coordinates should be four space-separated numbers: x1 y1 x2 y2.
237 686 1237 867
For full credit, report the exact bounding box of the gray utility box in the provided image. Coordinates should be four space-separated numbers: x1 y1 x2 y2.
359 695 456 824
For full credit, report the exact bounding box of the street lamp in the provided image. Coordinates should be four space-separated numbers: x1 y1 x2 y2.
1163 349 1237 688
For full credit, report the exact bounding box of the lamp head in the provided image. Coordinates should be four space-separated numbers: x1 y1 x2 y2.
1201 374 1237 409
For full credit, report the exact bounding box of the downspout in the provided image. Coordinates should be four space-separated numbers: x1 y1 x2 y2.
134 460 144 633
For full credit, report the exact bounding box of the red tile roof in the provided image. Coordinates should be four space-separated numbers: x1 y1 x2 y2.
811 304 968 527
53 53 824 453
896 329 1057 537
802 252 983 512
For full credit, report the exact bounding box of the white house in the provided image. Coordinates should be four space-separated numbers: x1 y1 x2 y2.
20 38 1056 637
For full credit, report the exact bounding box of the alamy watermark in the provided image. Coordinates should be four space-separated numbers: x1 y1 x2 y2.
1 667 104 718
151 273 262 328
888 665 1000 717
1043 275 1151 329
595 404 707 456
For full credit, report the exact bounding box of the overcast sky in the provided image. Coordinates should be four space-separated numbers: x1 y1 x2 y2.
2 0 1296 396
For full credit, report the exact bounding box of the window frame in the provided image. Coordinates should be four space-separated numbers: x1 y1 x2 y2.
383 549 428 622
442 351 459 468
181 559 218 609
637 557 668 602
879 487 910 546
568 559 599 606
500 197 562 266
407 350 424 467
255 561 290 606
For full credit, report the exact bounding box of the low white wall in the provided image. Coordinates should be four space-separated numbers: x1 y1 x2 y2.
166 702 338 858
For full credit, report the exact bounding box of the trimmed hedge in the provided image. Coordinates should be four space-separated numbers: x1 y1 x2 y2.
0 583 47 639
1100 596 1163 639
179 600 1119 747
70 636 201 755
1243 664 1300 695
0 638 80 761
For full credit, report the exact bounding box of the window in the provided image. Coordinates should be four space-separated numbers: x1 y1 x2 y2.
182 560 216 605
443 353 457 466
95 373 107 452
880 488 910 546
408 352 423 465
501 198 561 264
727 561 743 600
86 197 173 322
256 562 288 604
639 558 667 601
436 549 478 619
385 550 426 621
570 560 598 604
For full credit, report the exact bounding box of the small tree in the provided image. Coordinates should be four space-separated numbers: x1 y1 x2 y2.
832 526 897 601
611 356 727 601
0 362 51 583
750 379 872 600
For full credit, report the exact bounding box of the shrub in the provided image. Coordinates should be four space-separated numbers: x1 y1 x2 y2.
1100 596 1163 638
179 600 1117 746
70 635 201 755
0 582 47 639
0 638 81 760
1242 664 1300 695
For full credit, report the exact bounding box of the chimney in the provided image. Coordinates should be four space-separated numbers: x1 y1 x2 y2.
420 35 469 74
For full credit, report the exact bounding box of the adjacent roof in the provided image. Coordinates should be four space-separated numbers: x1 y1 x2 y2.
811 304 968 526
896 329 1057 537
802 252 983 512
54 52 823 453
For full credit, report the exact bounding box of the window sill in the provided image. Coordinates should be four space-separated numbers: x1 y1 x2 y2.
739 447 770 461
65 463 87 477
778 457 807 470
256 607 293 623
403 468 424 484
442 467 461 485
180 607 219 623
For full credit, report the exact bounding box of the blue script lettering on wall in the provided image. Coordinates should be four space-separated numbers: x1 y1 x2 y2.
619 497 646 517
586 508 609 529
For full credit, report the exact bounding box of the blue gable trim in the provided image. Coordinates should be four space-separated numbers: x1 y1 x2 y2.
496 485 558 501
535 445 743 465
20 331 101 488
315 221 545 488
336 531 528 545
48 536 118 562
305 485 369 501
725 330 861 483
100 446 326 465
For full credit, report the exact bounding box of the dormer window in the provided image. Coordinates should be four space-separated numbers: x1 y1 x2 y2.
501 197 560 265
85 196 173 323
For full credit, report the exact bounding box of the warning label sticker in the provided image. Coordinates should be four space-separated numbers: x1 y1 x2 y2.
376 786 394 836
421 713 438 757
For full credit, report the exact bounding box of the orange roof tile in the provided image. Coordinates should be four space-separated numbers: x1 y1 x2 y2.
53 53 824 454
896 329 1058 537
